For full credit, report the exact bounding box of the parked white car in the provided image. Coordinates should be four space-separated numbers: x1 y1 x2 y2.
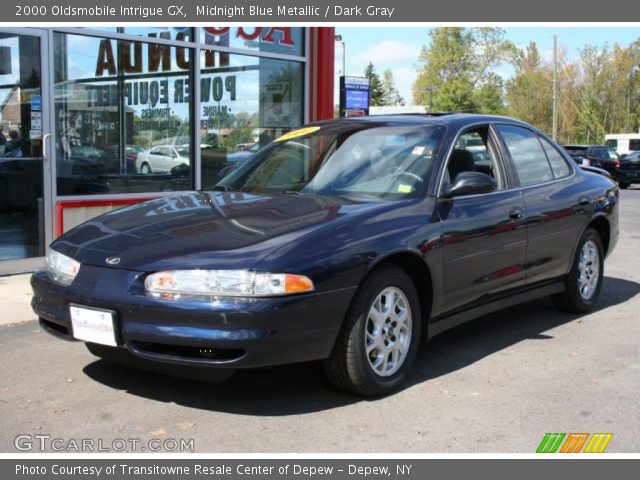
136 145 190 174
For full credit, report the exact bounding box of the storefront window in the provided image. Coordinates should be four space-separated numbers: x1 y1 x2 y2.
199 28 304 57
53 33 193 195
0 33 44 261
199 51 303 189
123 27 194 42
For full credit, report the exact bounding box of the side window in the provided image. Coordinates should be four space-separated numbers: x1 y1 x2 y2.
446 126 504 190
630 139 640 151
496 125 554 187
539 137 571 179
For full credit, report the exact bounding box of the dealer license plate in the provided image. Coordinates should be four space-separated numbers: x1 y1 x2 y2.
69 305 117 346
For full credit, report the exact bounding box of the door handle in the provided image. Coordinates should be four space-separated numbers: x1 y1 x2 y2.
509 208 523 219
42 133 52 162
578 196 591 206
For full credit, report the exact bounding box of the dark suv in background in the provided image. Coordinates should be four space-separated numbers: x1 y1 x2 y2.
617 151 640 188
563 145 619 172
563 144 622 183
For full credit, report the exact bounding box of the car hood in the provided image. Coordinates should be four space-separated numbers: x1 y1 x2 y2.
51 191 394 272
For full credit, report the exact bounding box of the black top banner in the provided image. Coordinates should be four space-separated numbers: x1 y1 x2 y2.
4 0 640 22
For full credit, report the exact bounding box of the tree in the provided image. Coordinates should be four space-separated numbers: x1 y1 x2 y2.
381 69 405 106
505 42 553 133
364 62 386 106
412 27 514 113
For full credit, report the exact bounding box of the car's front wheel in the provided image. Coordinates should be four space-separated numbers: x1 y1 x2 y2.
323 265 421 396
140 162 152 174
552 228 604 313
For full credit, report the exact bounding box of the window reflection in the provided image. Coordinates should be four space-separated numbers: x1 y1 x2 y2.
0 33 44 260
199 52 303 189
54 33 193 195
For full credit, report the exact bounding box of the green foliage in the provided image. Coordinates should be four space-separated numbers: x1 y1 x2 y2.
364 62 386 107
505 42 553 133
220 126 255 152
414 29 640 143
412 27 514 113
506 39 640 143
381 69 405 106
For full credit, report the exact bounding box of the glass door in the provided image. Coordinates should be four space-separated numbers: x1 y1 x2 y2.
0 29 52 275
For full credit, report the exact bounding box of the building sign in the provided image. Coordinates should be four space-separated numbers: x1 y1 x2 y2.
339 76 370 117
202 27 295 46
31 94 41 111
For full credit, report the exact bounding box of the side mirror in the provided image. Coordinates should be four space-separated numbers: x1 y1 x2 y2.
442 171 496 197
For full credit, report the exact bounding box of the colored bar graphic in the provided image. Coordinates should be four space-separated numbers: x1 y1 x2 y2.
537 433 613 453
583 433 613 453
536 433 566 453
560 433 589 453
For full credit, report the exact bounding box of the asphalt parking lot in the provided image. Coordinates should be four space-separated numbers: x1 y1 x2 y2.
1 189 639 453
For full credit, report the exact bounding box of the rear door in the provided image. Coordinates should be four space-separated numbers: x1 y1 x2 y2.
147 147 162 171
435 125 527 315
495 125 586 285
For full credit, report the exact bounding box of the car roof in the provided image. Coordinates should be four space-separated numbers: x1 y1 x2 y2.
311 113 533 130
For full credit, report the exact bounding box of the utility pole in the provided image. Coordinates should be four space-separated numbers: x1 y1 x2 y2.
426 86 434 113
552 35 558 141
334 35 346 76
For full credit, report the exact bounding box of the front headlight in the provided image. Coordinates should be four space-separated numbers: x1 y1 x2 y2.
144 270 315 299
45 248 81 286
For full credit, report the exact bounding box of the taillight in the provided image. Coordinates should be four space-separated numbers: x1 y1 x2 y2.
582 159 591 166
615 160 621 168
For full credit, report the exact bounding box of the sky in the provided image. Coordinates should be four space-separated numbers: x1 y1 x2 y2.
334 27 640 106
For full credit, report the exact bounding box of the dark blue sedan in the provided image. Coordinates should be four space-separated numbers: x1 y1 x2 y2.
32 114 619 396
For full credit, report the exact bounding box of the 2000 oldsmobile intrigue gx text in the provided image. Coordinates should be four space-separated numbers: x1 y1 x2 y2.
32 114 619 396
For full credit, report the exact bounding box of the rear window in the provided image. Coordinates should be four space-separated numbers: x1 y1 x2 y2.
564 146 587 157
540 138 571 178
588 147 609 160
497 125 554 187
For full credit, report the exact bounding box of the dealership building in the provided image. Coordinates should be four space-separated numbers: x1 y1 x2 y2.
0 27 335 274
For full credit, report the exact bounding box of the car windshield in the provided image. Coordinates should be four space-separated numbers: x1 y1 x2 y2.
217 123 445 200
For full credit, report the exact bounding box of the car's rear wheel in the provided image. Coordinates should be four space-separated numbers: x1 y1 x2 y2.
323 265 421 396
140 162 152 174
619 181 630 189
552 228 604 313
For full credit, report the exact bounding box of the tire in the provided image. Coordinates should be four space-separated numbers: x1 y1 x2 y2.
551 228 604 313
323 265 421 396
140 162 152 174
619 181 630 189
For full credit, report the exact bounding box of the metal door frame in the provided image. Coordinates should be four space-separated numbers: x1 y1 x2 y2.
0 27 53 275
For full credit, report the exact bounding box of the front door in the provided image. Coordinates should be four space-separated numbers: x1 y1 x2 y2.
0 29 53 275
434 125 528 316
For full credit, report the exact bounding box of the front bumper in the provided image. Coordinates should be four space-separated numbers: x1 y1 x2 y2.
31 266 356 369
